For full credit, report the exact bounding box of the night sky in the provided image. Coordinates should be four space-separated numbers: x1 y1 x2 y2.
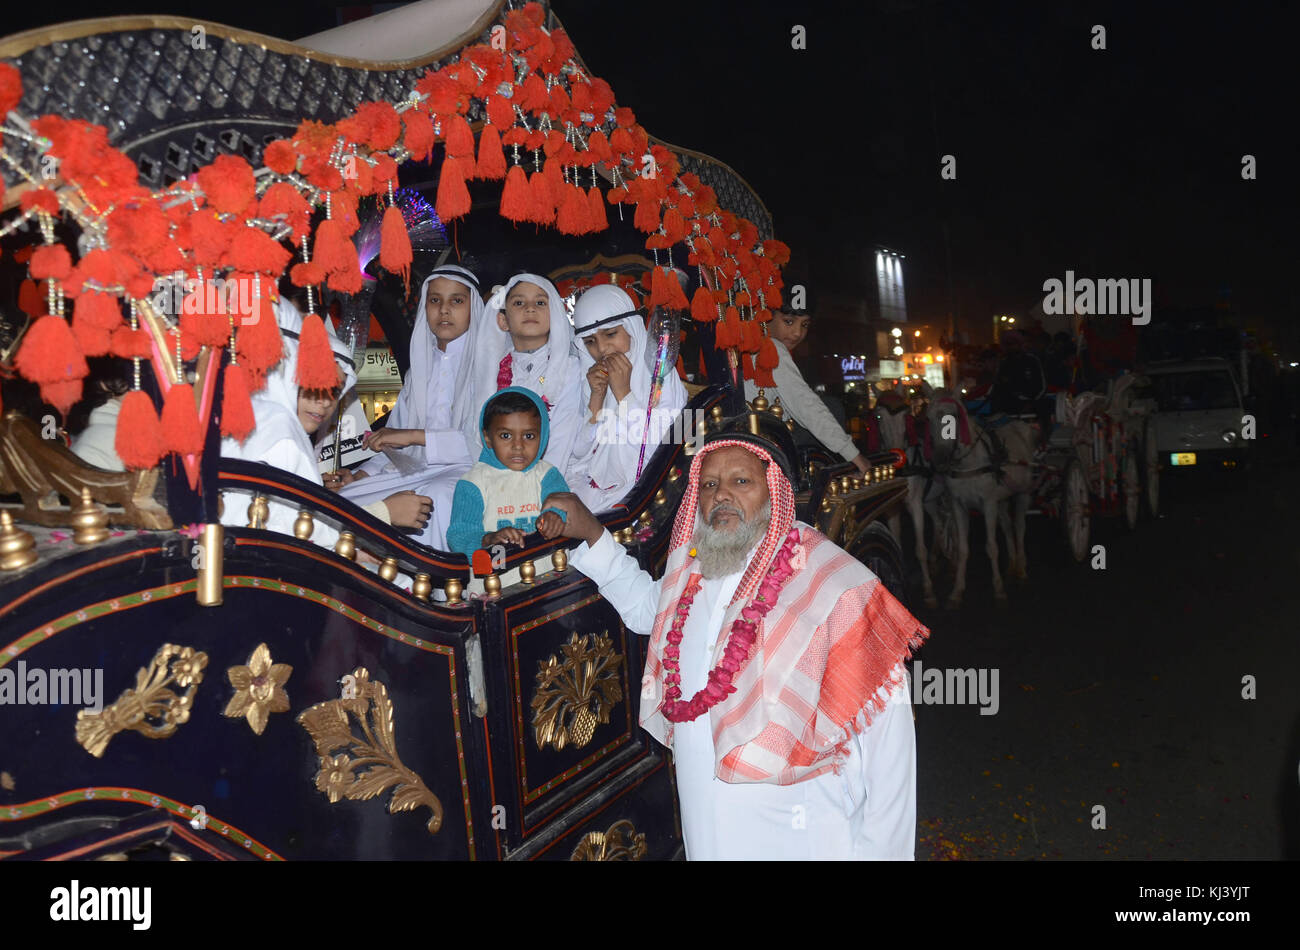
8 1 1297 350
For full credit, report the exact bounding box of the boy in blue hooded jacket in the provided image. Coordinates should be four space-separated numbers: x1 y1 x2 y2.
446 387 569 557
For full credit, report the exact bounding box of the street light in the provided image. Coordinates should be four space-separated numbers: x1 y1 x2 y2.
890 327 902 338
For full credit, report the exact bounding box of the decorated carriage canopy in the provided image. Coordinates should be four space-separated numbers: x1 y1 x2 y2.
0 0 791 492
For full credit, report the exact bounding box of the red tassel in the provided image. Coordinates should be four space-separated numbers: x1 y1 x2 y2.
402 111 435 162
259 182 312 241
15 314 88 386
443 115 475 159
528 168 555 225
587 185 607 232
326 265 364 295
296 313 340 391
475 124 507 181
556 184 590 235
71 318 112 357
650 267 688 311
757 337 779 370
116 389 164 469
18 279 43 317
755 365 776 388
743 320 763 354
220 363 256 443
263 139 298 175
714 314 738 349
109 325 152 359
235 292 283 378
196 154 256 216
332 190 360 237
633 197 660 234
41 379 84 417
290 261 326 288
75 292 123 331
379 203 412 290
436 155 472 222
662 207 687 244
691 286 717 322
740 352 756 381
311 218 353 275
161 383 204 456
500 165 532 223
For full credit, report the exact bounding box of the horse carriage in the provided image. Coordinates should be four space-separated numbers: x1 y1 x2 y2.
0 1 908 861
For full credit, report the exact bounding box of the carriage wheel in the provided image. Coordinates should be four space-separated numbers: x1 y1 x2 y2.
1120 447 1140 531
853 522 908 605
1142 419 1160 518
1063 459 1091 563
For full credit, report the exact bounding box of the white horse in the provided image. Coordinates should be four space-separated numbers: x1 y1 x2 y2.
874 395 947 608
927 390 1036 608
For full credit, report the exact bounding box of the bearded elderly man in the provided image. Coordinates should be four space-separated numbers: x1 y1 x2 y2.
541 432 929 860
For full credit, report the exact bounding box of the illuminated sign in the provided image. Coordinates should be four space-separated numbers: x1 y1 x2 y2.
878 359 904 377
841 355 865 380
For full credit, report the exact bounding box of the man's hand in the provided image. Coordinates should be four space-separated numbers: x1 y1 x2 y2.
322 469 364 491
382 490 432 530
851 453 872 476
539 492 603 546
365 428 425 451
535 510 565 539
601 352 633 402
484 527 527 548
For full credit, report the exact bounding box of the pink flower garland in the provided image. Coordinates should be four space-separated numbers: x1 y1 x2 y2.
496 353 513 391
660 527 803 723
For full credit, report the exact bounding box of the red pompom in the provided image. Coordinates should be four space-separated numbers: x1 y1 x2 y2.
71 316 112 357
757 336 779 370
296 312 340 391
290 261 326 288
500 164 531 223
435 155 472 222
259 182 312 241
109 325 153 359
189 212 237 268
18 279 43 317
331 189 360 237
235 290 283 376
227 227 291 276
633 196 660 234
379 203 412 290
115 389 164 469
75 293 122 334
263 139 298 175
197 154 256 215
180 288 233 348
220 363 256 443
15 314 88 385
161 383 204 456
30 245 72 280
475 124 507 181
691 285 718 323
107 203 169 257
0 62 22 117
20 188 60 215
587 185 607 233
40 379 84 417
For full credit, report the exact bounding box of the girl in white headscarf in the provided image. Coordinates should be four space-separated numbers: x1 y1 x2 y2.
220 297 431 547
334 264 484 549
567 284 688 511
463 273 582 471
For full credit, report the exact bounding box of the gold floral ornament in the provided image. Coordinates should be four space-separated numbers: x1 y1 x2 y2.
75 644 209 758
223 643 292 735
570 819 647 861
296 668 443 834
531 631 624 752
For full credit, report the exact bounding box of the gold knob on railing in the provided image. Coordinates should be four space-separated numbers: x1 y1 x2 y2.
826 479 839 497
293 509 314 540
196 523 223 607
412 573 432 601
445 577 463 604
839 476 853 494
247 495 269 529
851 475 863 491
519 559 536 585
751 394 769 412
638 510 653 528
770 402 784 419
483 572 502 597
654 488 668 507
786 418 795 432
668 466 682 483
0 510 38 571
710 404 725 423
378 557 399 582
334 531 356 560
72 489 109 545
552 548 568 573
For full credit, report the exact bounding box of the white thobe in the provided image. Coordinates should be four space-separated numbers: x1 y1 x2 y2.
744 340 859 462
570 530 917 860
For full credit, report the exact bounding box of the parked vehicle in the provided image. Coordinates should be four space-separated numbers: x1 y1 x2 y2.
1141 358 1252 475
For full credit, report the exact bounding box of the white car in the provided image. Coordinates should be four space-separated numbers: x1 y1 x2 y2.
1143 358 1251 472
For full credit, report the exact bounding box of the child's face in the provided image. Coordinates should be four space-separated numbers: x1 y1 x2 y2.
768 312 810 350
298 376 343 435
581 324 632 361
497 281 551 349
485 410 541 471
425 277 472 349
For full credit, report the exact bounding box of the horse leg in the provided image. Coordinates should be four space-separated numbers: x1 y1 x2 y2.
1013 491 1030 581
985 494 1007 603
910 479 937 607
944 492 970 609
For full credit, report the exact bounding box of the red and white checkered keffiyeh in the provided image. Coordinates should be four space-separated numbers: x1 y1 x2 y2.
640 438 930 784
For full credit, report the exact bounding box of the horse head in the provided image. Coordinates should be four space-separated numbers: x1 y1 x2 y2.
927 390 973 471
